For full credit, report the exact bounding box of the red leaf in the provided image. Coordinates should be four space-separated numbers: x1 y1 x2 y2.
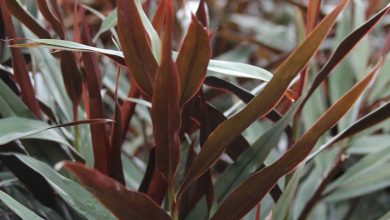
0 2 41 118
36 0 65 39
151 0 181 179
117 0 158 96
195 0 209 27
177 15 211 104
62 162 170 220
80 15 110 174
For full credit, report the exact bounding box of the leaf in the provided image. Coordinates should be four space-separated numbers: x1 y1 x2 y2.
195 0 208 27
176 15 211 104
0 3 41 118
13 38 274 83
0 78 34 118
206 59 273 81
0 117 69 147
0 117 113 146
13 38 126 64
109 104 125 183
58 51 83 116
81 17 110 174
347 134 390 154
0 190 44 220
204 76 293 133
0 154 116 219
93 9 118 42
117 0 158 96
179 0 349 196
151 0 181 179
324 163 390 202
326 146 390 195
271 167 304 220
305 0 321 32
211 57 376 220
62 161 171 220
36 0 64 39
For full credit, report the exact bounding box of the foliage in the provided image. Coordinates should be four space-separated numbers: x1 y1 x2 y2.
0 0 390 219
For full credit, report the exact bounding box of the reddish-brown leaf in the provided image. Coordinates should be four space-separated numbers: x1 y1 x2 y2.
109 104 125 183
58 51 83 115
305 0 321 33
195 0 208 27
138 147 167 204
0 2 41 118
179 0 349 196
62 162 170 220
80 16 110 174
152 0 165 34
211 61 378 220
117 0 158 96
177 15 211 104
120 86 140 143
36 0 65 39
151 0 181 179
204 76 293 140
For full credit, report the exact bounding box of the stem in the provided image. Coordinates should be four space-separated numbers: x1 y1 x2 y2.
167 178 178 220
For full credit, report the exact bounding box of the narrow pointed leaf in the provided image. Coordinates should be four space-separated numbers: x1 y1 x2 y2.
0 191 44 220
151 0 181 179
0 117 113 145
195 0 208 27
62 161 171 220
0 3 41 117
81 17 110 174
36 0 64 39
117 0 158 96
177 15 211 104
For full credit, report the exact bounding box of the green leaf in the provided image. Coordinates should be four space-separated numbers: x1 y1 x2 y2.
324 146 390 202
0 190 44 220
206 60 273 82
0 154 116 220
93 9 118 42
0 79 34 118
272 166 305 220
0 117 112 146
